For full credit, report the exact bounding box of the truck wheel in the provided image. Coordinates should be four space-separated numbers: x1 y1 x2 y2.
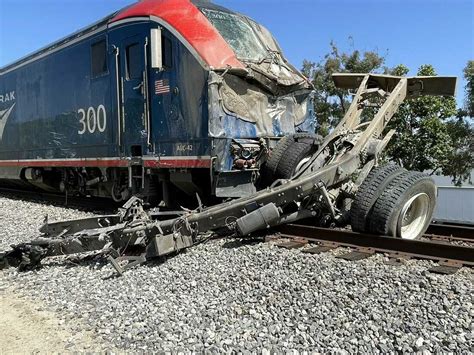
262 133 318 183
274 141 314 179
262 135 293 183
350 164 406 233
368 171 436 239
275 133 320 180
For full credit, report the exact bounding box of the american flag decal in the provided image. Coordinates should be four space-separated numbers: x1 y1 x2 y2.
155 79 170 95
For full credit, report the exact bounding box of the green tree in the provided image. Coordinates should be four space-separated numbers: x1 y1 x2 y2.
443 118 473 185
386 64 458 175
387 63 473 185
440 61 474 185
301 41 386 136
461 60 474 117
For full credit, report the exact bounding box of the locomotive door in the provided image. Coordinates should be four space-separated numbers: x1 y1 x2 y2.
119 35 149 156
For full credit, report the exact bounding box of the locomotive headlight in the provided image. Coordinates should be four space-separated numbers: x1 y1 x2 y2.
241 149 252 160
231 139 262 170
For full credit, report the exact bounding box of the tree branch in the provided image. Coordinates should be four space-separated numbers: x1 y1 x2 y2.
337 93 346 114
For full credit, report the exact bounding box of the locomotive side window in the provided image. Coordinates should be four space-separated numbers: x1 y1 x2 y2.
162 36 173 68
126 43 142 80
91 39 107 77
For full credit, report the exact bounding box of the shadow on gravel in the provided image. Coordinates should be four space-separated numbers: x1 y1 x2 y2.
222 237 263 249
38 253 110 270
15 236 267 275
25 248 181 277
0 190 118 214
64 257 109 270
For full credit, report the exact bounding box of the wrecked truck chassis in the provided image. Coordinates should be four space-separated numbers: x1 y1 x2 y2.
0 73 457 273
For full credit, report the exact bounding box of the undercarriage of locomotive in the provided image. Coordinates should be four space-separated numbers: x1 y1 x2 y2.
0 73 457 274
20 166 129 201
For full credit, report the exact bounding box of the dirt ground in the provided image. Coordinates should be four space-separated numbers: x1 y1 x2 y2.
0 288 103 353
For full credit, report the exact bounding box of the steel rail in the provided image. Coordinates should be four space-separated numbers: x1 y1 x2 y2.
294 219 473 243
275 224 474 266
426 224 474 241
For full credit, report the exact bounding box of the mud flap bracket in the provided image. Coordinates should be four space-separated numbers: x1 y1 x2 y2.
108 254 147 275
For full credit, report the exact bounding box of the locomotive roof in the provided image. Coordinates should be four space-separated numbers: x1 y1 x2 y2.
0 0 243 74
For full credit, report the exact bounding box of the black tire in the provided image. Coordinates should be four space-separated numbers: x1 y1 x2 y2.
262 133 318 184
275 142 313 179
262 135 293 183
368 171 436 239
350 164 406 233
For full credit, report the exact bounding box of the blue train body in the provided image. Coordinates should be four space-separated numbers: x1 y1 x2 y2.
0 0 315 205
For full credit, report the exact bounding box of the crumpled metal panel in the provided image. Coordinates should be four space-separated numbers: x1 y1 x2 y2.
207 72 316 172
220 74 311 129
208 72 315 139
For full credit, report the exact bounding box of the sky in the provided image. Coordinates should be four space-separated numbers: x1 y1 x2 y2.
0 0 473 104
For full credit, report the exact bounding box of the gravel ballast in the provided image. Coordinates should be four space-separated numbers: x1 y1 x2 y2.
0 195 472 352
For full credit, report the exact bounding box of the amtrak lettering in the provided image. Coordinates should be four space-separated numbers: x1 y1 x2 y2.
0 91 15 103
0 91 16 140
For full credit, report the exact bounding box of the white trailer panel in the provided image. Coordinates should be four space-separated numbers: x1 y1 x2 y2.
433 186 474 225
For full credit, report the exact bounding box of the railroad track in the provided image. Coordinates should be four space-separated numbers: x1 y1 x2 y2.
273 224 474 274
425 223 474 242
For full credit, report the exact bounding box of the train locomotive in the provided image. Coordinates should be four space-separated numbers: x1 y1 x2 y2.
0 0 315 205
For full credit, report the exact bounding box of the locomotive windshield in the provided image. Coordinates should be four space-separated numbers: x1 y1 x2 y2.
200 6 308 89
201 8 269 62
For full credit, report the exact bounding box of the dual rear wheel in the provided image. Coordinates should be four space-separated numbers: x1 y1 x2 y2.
351 165 436 240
